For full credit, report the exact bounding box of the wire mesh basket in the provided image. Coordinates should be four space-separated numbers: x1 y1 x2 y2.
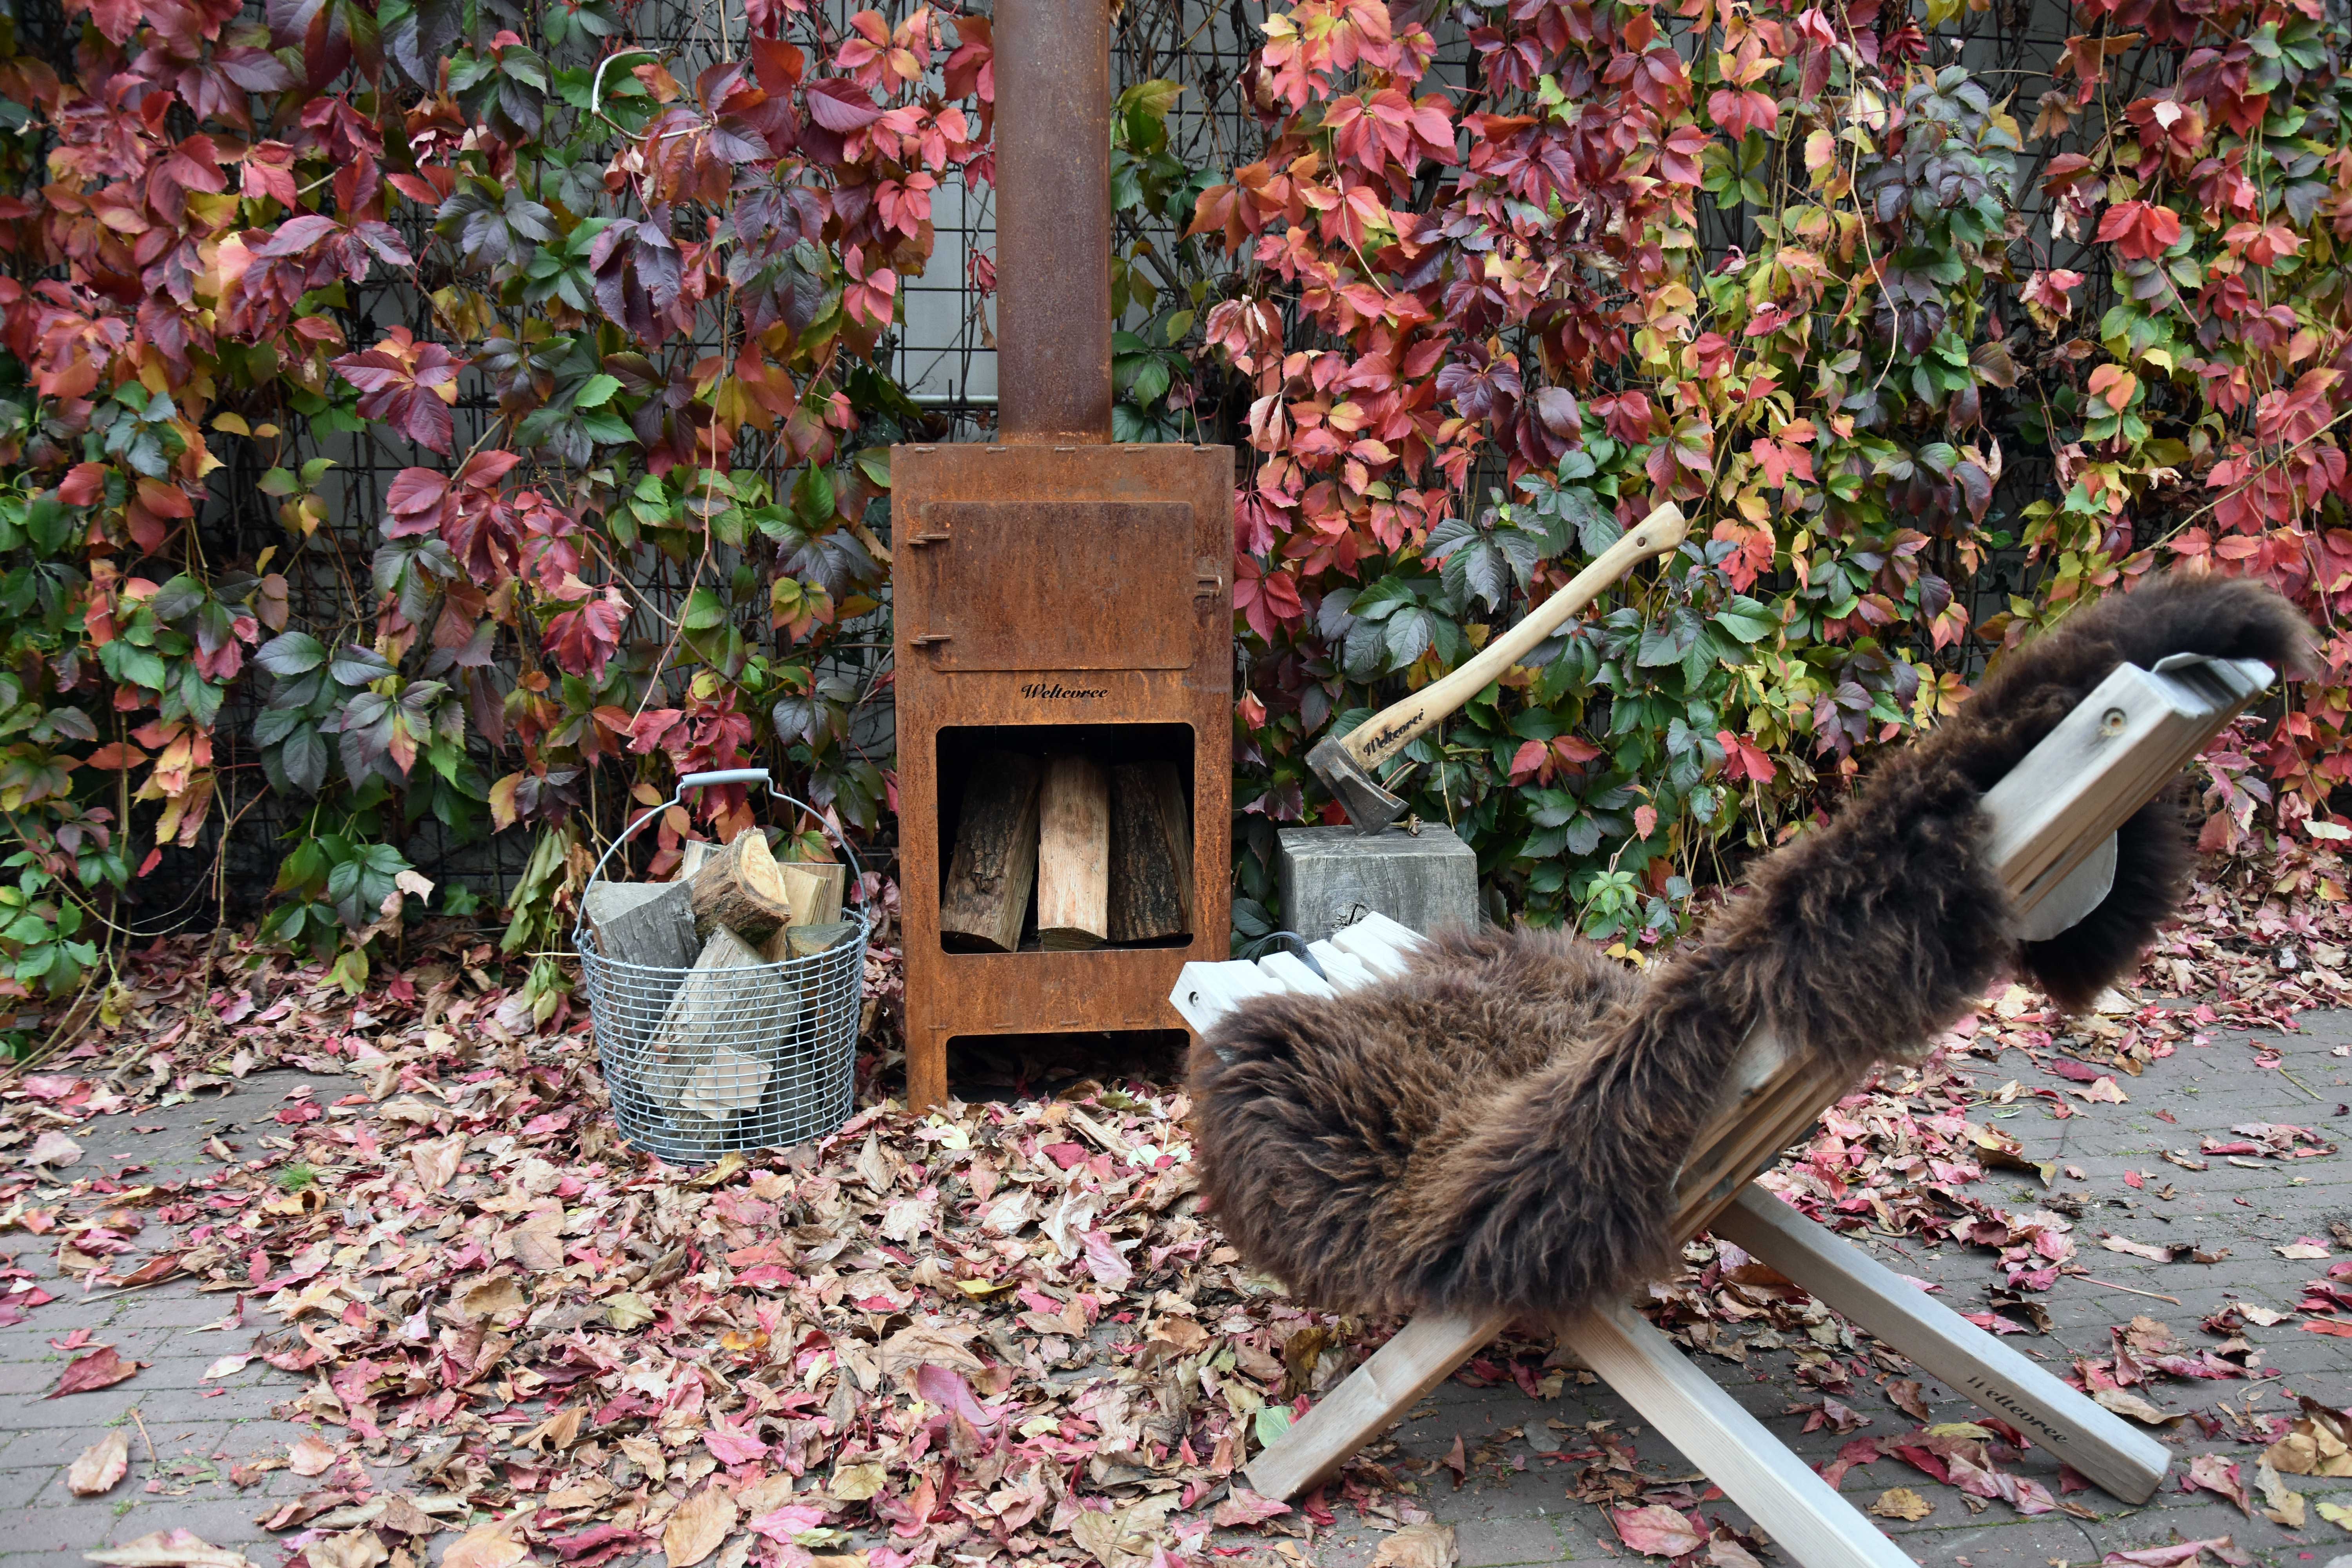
575 768 867 1164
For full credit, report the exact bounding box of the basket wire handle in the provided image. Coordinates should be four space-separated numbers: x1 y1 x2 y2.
579 767 869 919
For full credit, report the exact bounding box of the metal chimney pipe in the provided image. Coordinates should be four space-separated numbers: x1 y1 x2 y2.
991 0 1113 444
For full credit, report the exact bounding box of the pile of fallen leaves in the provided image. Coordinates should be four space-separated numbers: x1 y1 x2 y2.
3 840 2350 1568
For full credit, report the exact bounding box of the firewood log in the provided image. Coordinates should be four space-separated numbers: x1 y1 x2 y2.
1037 755 1111 950
583 880 699 971
940 751 1042 953
641 926 800 1108
1108 760 1194 943
761 919 862 1038
760 920 860 964
689 829 799 943
674 839 718 881
777 860 846 927
679 1045 774 1121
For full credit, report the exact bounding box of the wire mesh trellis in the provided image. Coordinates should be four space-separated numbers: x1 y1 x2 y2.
576 772 867 1162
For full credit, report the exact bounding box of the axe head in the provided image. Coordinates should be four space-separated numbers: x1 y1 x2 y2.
1308 734 1406 835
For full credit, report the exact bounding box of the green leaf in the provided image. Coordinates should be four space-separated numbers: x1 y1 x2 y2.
573 373 622 409
256 631 328 677
1711 598 1778 644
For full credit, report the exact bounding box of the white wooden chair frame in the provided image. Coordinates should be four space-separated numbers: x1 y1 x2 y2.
1172 654 2273 1568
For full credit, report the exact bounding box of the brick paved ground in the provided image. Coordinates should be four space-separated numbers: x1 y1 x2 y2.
1 1020 2347 1568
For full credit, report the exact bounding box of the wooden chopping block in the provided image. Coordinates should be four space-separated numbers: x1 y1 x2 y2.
940 750 1042 953
1108 760 1193 942
1037 755 1111 950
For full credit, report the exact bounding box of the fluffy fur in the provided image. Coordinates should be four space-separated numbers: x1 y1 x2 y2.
1190 572 2308 1320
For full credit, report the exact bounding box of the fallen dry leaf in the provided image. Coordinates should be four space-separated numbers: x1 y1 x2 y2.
437 1521 528 1568
1210 1488 1290 1528
83 1531 256 1568
662 1482 739 1568
67 1430 129 1496
1612 1504 1706 1558
2256 1457 2306 1528
1368 1523 1458 1568
287 1434 338 1476
2101 1234 2174 1262
1869 1488 1933 1521
2187 1452 2252 1514
26 1130 83 1167
48 1346 138 1397
2091 1386 2178 1425
305 1531 386 1568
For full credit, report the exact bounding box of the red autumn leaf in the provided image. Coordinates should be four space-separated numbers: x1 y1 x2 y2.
49 1345 139 1397
2095 200 2183 261
701 1419 767 1465
58 461 109 506
332 328 467 454
543 588 629 682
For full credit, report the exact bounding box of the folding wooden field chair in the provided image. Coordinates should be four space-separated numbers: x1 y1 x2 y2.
1171 645 2279 1568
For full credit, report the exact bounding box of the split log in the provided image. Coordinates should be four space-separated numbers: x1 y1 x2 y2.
777 860 846 927
640 926 800 1109
1037 755 1110 951
583 880 699 971
680 1045 774 1121
689 830 799 944
761 920 860 964
940 751 1042 953
1108 760 1194 942
674 839 719 881
762 919 863 1040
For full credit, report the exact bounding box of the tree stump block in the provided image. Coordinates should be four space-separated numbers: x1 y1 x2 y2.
1276 823 1479 944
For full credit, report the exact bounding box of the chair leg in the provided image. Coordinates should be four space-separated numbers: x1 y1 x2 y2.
1715 1184 2171 1503
1243 1307 1510 1500
1568 1301 1917 1568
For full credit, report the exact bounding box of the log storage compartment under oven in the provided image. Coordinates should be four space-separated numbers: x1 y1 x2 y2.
893 443 1233 1109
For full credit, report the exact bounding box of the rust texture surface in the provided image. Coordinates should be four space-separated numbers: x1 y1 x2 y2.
893 443 1234 1109
991 0 1112 443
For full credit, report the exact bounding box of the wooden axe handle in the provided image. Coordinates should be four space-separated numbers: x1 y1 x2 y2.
1342 503 1688 772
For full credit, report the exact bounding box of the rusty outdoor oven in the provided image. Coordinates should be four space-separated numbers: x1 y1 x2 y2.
891 0 1233 1110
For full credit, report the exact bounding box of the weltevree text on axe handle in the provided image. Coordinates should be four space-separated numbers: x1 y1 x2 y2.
1339 502 1690 773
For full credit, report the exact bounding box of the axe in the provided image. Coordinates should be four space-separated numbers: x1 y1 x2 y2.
1307 502 1690 834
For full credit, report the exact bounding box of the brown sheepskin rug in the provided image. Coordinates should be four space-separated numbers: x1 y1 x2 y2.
1189 572 2310 1321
